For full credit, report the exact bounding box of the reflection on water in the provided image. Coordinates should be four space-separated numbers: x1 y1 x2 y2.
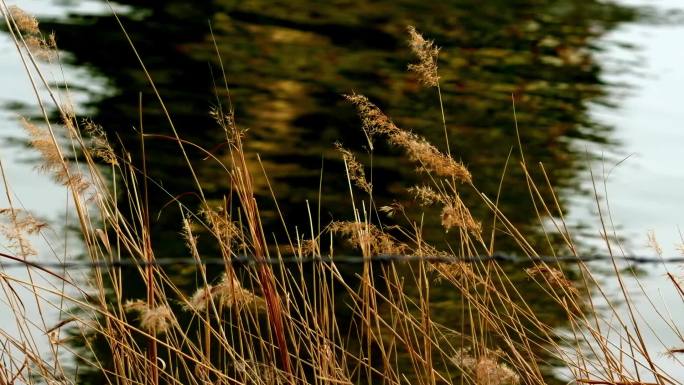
41 0 641 252
5 0 660 383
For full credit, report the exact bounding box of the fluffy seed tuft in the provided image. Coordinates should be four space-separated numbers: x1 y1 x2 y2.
526 265 577 296
22 118 90 193
83 119 117 165
441 200 482 236
345 94 471 183
409 185 444 206
335 143 372 193
124 300 173 334
184 275 264 312
453 350 520 385
9 6 39 35
407 26 440 87
0 208 46 257
214 275 265 310
329 221 406 256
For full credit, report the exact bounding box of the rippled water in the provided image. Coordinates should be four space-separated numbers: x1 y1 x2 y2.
0 0 114 365
569 0 684 379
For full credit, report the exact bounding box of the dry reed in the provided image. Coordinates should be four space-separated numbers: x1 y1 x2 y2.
1 5 682 385
335 142 372 193
345 93 471 183
407 25 440 87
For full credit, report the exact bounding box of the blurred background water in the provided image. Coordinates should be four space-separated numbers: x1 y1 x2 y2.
2 0 684 382
568 0 684 379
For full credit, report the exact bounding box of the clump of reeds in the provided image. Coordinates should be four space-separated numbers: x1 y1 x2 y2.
3 5 683 385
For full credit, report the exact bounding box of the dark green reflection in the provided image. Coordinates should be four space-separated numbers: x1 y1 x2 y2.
43 1 638 251
39 0 640 383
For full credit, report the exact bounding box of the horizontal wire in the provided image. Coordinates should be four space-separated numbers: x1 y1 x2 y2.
0 253 679 271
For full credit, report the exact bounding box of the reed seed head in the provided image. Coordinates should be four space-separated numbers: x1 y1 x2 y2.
378 202 403 218
9 7 57 61
185 276 264 312
407 26 440 87
526 265 577 296
345 94 471 183
139 305 173 334
329 221 406 255
21 118 90 193
83 119 117 165
409 185 444 206
9 6 39 35
0 208 45 256
441 201 481 236
647 230 663 257
335 143 372 193
124 300 173 334
453 350 520 385
24 35 57 61
202 207 242 245
186 285 213 311
215 275 264 310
